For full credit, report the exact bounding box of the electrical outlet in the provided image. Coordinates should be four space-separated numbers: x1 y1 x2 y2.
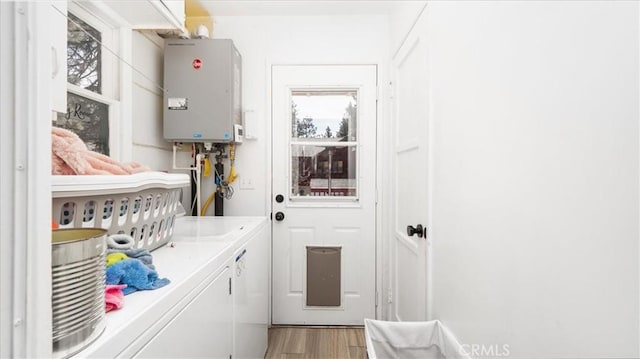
240 177 254 190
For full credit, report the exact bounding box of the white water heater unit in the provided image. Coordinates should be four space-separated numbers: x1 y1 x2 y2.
163 38 242 143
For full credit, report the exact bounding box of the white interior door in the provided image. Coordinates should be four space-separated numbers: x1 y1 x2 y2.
272 65 377 325
390 15 431 322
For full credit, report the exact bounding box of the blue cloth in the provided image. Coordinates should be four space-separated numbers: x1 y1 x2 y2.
105 258 170 295
107 248 155 270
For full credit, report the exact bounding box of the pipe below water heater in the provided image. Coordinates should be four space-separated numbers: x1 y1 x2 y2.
215 162 224 216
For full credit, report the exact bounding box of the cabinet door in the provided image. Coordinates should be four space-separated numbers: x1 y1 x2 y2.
135 267 232 358
100 0 186 31
155 0 185 29
234 225 269 359
50 0 67 113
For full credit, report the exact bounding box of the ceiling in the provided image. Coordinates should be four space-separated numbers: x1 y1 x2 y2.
197 0 410 17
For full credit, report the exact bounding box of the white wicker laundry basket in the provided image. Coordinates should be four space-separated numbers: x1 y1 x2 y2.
52 172 190 251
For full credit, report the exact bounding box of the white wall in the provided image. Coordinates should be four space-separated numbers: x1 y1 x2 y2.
388 0 426 55
424 1 639 357
205 15 390 216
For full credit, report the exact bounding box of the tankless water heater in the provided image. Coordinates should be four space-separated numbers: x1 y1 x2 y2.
163 38 241 142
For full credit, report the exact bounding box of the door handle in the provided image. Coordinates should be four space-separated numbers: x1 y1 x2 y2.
407 224 424 238
274 212 285 221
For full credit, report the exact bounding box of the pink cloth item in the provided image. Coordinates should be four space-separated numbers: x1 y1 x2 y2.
105 284 127 312
52 127 151 175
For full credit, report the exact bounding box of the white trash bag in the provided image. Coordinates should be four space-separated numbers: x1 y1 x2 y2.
364 319 471 359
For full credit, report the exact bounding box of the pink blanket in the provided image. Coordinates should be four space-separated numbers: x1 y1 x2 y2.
52 127 150 175
105 284 127 312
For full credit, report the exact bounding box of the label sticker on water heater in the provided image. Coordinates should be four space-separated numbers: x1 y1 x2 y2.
168 98 188 110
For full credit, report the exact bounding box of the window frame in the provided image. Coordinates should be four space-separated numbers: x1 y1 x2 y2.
63 1 130 160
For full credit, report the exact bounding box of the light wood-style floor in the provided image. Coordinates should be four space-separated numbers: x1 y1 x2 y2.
265 327 367 359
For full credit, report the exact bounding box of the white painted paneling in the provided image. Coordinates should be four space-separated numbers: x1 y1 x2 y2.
131 145 172 172
132 31 164 97
131 86 165 151
203 15 389 216
426 2 639 357
129 30 183 175
132 31 170 155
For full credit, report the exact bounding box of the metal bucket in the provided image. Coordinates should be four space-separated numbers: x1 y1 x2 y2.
52 228 107 358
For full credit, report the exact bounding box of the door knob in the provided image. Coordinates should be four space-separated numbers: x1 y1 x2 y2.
274 212 285 221
407 224 424 238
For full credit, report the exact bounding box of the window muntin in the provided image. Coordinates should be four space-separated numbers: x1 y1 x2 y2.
290 90 359 199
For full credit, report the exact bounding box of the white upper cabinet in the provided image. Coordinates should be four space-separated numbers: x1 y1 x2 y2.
50 0 68 113
100 0 186 31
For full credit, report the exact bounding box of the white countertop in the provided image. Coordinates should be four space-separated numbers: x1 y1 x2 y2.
72 216 268 358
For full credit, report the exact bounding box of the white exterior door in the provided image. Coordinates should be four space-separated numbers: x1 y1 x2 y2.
272 65 377 325
390 15 431 322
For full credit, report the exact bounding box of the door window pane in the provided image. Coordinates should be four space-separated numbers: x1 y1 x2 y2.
54 93 110 155
291 144 357 197
67 13 102 94
291 91 357 141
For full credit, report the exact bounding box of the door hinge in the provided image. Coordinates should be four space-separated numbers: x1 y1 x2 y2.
228 277 232 295
375 291 379 307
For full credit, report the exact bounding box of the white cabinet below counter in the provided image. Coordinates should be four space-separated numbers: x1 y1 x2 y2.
73 216 269 359
133 266 233 358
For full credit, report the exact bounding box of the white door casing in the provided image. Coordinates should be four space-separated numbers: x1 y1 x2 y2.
272 65 377 325
390 14 431 322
